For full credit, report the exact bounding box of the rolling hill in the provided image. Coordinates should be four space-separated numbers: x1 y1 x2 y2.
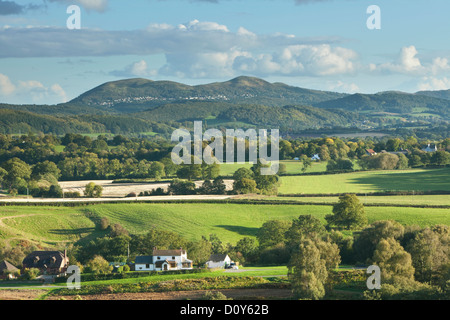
416 89 450 101
313 91 450 118
0 76 449 135
70 76 348 112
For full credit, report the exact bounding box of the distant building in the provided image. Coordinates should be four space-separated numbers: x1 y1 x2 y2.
0 260 19 279
206 254 232 269
311 154 321 161
135 248 193 271
422 144 438 153
22 251 69 275
366 149 377 156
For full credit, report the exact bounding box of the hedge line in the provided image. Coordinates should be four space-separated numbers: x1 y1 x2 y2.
51 276 271 296
1 197 449 209
54 268 211 284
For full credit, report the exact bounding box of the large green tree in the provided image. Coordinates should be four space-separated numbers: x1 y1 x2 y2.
325 194 367 230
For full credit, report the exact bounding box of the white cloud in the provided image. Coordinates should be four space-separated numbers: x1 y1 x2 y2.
374 46 424 74
329 80 359 93
0 73 68 104
111 60 158 78
371 46 450 79
418 77 450 91
0 73 16 95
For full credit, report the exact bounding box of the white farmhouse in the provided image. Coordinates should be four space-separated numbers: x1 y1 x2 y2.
135 248 193 271
206 254 232 269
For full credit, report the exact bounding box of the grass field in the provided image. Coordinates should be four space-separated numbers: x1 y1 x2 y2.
271 195 450 206
278 168 450 194
219 160 331 176
1 203 448 247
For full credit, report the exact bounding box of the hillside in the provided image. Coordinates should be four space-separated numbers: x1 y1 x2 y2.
1 76 449 135
70 76 348 112
416 89 450 101
0 108 175 135
313 91 450 118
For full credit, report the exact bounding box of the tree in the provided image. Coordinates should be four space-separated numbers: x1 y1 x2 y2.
187 238 212 266
396 153 409 169
0 167 7 189
48 184 63 198
325 194 367 230
288 238 328 300
84 182 103 198
233 177 257 194
372 238 415 284
285 215 326 248
300 155 312 174
149 161 165 180
85 255 113 274
234 237 258 265
257 220 292 250
406 226 449 283
23 268 40 280
233 167 254 181
202 163 220 180
100 217 110 231
353 220 405 264
31 161 61 181
168 179 196 195
1 157 31 191
326 159 354 172
431 150 449 166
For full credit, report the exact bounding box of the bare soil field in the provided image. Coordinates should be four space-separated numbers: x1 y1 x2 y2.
0 289 48 300
45 288 293 300
59 180 234 198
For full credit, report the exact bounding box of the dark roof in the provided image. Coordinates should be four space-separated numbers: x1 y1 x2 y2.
22 251 68 270
135 256 153 264
0 260 18 273
153 249 184 257
208 254 229 262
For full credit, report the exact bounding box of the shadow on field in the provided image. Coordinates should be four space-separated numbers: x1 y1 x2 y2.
216 225 259 237
349 168 450 192
49 228 95 235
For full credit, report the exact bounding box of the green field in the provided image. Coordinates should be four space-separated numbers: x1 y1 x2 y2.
272 195 450 206
1 203 448 247
219 160 330 176
278 168 450 194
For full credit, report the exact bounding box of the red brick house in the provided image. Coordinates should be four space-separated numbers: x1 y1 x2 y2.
22 251 69 275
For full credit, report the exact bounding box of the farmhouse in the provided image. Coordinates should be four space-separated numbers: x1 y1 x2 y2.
311 154 321 161
366 149 377 156
22 251 69 275
0 260 19 279
422 144 438 153
206 254 232 269
135 248 193 271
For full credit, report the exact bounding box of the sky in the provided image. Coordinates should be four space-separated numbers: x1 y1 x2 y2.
1 0 450 104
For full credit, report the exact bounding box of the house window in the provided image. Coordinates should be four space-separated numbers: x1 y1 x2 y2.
146 264 150 269
172 256 175 260
157 257 160 260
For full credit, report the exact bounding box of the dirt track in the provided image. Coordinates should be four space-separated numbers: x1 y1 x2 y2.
0 289 49 300
0 288 292 300
46 288 293 300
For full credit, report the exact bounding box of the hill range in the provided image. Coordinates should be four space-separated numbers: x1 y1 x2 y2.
0 76 449 135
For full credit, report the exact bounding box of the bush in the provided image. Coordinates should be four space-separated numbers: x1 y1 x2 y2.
201 291 232 300
22 268 40 280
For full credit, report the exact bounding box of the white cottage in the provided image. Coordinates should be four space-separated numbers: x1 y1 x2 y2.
206 254 232 269
135 248 193 271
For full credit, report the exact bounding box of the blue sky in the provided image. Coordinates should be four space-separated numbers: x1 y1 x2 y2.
1 0 450 104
